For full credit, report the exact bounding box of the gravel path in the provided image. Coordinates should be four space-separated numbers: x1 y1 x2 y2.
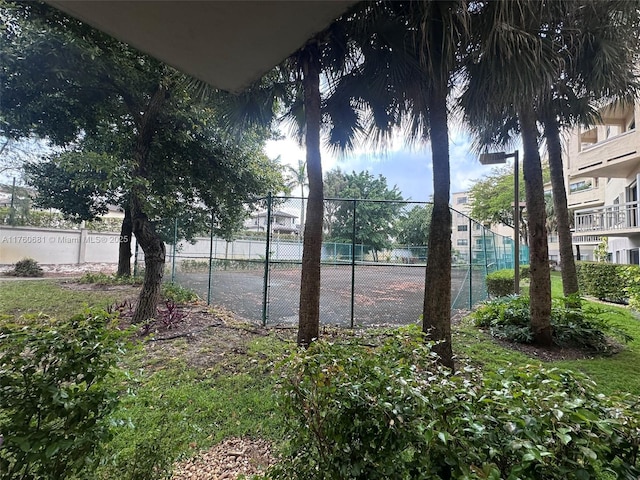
172 437 275 479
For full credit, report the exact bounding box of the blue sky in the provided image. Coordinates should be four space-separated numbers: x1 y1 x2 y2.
265 129 492 202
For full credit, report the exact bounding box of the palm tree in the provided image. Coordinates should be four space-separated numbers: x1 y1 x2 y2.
323 1 470 368
462 0 574 346
463 0 640 344
285 159 308 236
539 0 640 299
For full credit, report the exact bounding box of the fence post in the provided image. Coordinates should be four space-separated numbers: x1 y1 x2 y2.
133 240 139 276
207 210 214 305
469 217 473 309
171 217 177 283
350 199 357 328
482 226 489 282
262 193 272 326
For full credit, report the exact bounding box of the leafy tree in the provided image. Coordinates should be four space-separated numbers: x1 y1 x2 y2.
326 169 404 260
284 159 308 235
1 2 283 321
468 164 527 244
24 152 115 223
323 167 349 238
397 204 433 247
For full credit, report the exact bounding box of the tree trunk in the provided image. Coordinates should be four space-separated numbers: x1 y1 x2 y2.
543 115 579 298
128 83 168 324
519 107 553 346
422 5 453 369
117 205 132 277
297 45 323 347
130 195 166 324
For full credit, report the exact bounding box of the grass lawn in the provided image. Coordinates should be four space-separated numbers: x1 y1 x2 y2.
2 274 639 476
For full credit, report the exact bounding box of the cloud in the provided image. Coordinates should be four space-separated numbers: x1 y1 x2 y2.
265 130 493 203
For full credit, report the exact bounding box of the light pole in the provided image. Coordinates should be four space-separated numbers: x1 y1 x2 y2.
479 151 521 295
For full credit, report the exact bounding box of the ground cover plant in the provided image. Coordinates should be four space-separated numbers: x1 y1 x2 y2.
1 274 639 478
270 328 640 479
470 295 632 353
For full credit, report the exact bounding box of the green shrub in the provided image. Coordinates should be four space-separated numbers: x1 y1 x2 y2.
577 262 628 303
5 257 43 277
179 259 210 273
520 264 530 278
471 296 632 353
79 272 143 285
269 328 640 479
486 269 515 297
622 265 640 311
161 282 199 303
0 309 129 479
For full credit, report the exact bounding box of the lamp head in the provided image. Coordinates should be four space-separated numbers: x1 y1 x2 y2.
479 152 508 165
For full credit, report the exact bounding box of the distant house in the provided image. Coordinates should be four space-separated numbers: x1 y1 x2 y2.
245 210 299 235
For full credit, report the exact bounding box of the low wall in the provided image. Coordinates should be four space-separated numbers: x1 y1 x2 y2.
0 226 125 265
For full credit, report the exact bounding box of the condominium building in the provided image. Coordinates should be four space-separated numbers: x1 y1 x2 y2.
451 191 516 266
564 101 640 264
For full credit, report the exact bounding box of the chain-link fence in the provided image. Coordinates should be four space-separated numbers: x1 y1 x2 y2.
169 195 528 327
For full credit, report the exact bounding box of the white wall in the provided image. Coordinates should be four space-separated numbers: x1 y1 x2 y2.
1 226 125 265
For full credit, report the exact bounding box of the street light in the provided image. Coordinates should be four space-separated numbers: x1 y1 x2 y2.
479 151 521 295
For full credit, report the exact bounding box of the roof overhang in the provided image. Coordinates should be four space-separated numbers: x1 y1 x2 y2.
46 1 357 93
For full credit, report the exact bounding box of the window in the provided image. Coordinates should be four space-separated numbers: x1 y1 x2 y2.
457 225 468 232
456 196 468 204
456 239 468 246
569 180 592 193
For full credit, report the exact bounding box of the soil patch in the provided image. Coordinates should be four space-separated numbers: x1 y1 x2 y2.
492 337 599 362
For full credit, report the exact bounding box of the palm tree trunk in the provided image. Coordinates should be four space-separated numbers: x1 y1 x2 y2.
423 86 453 368
297 45 323 347
117 204 132 277
543 115 579 298
519 107 553 346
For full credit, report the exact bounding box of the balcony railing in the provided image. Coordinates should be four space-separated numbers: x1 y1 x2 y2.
574 201 639 233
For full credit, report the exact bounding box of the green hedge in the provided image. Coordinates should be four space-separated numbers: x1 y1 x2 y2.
486 269 515 297
577 262 631 303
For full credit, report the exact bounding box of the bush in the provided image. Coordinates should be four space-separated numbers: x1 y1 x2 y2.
577 262 628 303
0 309 129 479
5 257 43 277
486 269 515 297
520 264 530 278
161 282 199 303
79 272 143 285
622 265 640 311
471 296 632 353
269 329 640 479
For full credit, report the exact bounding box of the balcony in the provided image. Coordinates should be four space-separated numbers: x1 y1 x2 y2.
574 201 640 236
566 181 605 210
570 130 640 179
